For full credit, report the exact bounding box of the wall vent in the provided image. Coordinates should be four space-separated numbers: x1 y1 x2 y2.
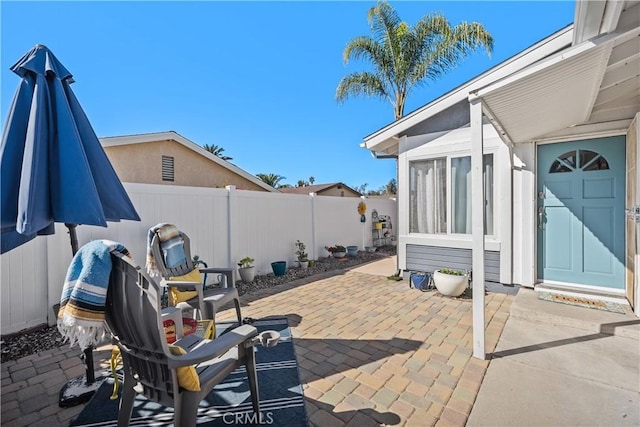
162 156 174 182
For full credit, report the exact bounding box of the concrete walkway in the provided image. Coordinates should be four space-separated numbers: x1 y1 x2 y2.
351 255 398 277
468 288 640 426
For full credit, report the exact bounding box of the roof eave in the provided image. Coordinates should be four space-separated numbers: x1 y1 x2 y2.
361 25 574 153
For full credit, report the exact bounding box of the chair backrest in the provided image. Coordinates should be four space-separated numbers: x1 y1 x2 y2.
150 230 195 278
105 252 180 406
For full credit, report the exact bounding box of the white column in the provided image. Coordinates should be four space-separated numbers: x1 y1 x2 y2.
226 185 236 271
471 99 486 360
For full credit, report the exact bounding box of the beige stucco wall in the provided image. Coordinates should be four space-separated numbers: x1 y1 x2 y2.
103 140 267 191
318 186 361 197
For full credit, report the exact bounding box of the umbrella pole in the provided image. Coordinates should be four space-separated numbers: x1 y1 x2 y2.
65 224 97 385
65 224 96 385
66 223 79 255
59 225 108 407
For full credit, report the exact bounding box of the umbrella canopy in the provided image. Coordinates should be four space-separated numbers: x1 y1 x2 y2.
1 45 140 254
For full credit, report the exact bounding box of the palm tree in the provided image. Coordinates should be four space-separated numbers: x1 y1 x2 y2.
256 173 286 188
203 144 233 161
336 1 493 120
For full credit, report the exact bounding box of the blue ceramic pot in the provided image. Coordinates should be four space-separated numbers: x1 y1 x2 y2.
271 261 287 276
346 246 358 257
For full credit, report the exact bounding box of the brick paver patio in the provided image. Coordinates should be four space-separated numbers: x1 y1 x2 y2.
1 264 513 426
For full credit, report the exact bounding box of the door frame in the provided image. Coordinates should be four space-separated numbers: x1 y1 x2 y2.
626 114 640 315
534 135 628 294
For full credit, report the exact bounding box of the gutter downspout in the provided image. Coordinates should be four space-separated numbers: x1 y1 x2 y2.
370 151 398 160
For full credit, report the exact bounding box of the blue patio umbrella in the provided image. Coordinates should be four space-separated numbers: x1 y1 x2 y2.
1 44 140 254
0 45 141 406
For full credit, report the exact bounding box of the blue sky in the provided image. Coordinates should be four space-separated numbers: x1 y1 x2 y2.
1 1 575 191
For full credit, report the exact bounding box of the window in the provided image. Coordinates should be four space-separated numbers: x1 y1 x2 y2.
409 158 446 233
549 150 609 173
162 156 174 181
451 155 493 235
410 154 494 235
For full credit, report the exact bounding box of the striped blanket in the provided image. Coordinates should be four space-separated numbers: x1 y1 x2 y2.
145 223 187 278
57 240 131 350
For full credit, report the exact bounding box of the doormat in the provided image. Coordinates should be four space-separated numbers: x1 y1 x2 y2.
70 317 307 426
538 291 627 314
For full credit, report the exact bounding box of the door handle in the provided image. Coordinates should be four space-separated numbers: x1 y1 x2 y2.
538 206 544 229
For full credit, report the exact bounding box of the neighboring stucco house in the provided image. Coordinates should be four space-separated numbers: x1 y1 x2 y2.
362 0 640 317
101 131 277 192
279 183 362 197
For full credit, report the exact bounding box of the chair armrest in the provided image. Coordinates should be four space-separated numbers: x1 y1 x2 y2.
160 279 201 290
199 267 235 289
168 324 258 367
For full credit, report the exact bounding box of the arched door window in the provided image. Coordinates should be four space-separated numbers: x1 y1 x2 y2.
549 149 609 173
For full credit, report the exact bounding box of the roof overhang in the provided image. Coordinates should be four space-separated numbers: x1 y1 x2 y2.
471 34 615 143
573 0 627 44
471 23 639 143
361 26 574 155
363 1 639 154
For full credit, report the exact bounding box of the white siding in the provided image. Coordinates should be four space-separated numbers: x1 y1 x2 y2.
512 144 536 287
397 124 512 280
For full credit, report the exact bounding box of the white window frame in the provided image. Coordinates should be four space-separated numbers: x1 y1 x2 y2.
408 150 496 238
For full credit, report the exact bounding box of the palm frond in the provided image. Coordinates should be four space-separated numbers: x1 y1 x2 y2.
336 72 390 104
256 173 286 188
336 1 492 120
203 144 233 161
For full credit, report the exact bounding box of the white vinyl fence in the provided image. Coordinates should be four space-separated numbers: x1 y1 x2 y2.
0 183 396 335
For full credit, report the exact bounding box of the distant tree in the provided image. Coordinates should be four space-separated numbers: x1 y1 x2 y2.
203 144 232 161
336 1 493 120
295 176 316 187
354 183 368 194
383 178 397 194
256 173 286 188
367 189 382 196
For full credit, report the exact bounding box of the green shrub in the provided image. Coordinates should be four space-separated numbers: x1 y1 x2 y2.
439 268 466 276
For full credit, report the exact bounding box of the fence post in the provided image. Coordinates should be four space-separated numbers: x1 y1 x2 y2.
226 185 236 270
310 192 317 261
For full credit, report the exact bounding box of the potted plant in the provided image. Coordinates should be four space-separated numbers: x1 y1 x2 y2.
432 268 469 297
237 257 256 283
325 245 346 258
271 260 287 276
295 240 309 268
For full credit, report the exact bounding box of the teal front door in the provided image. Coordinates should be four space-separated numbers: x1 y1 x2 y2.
537 137 626 289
